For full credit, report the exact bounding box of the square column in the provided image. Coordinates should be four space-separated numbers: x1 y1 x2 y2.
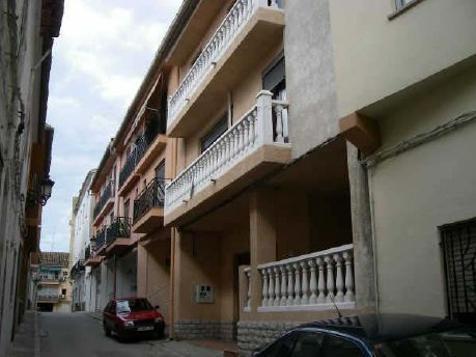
249 188 277 312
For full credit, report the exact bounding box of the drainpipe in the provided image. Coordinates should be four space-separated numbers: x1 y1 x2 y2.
169 229 176 339
113 255 117 299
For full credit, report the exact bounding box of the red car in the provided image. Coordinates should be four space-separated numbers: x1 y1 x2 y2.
103 297 164 340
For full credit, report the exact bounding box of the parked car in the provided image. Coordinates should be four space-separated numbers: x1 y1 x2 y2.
103 297 164 340
253 313 476 356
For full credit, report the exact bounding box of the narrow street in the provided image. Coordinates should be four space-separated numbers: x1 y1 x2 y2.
34 312 222 357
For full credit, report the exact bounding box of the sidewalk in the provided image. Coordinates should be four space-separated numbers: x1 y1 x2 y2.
7 310 39 357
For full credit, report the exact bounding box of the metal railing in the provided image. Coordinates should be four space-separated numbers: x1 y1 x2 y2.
133 178 166 224
105 217 131 246
85 245 91 261
93 181 113 219
118 125 160 189
95 228 106 251
37 295 60 303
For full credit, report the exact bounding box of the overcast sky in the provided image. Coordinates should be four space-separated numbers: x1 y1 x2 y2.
40 0 182 252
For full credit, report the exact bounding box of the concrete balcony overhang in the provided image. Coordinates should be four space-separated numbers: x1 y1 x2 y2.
132 207 164 234
93 198 114 227
135 135 167 175
165 144 290 227
105 238 134 257
84 255 103 267
167 7 285 138
117 173 140 197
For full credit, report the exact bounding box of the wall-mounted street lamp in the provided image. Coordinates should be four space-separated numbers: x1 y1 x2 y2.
28 177 55 207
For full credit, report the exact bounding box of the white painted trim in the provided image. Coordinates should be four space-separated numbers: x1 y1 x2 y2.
257 302 356 312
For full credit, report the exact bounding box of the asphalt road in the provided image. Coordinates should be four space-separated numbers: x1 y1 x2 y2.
38 312 221 357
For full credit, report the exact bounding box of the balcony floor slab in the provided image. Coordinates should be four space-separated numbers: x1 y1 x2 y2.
132 207 164 234
165 143 291 227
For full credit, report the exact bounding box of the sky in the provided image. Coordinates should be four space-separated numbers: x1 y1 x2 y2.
40 0 183 252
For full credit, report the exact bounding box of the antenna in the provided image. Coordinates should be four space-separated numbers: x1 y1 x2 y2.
330 294 343 318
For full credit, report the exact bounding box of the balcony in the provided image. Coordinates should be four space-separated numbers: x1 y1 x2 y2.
104 217 133 256
167 0 285 137
84 244 103 267
131 178 165 234
37 294 60 303
241 244 355 313
118 128 167 196
93 181 114 225
70 259 85 276
165 90 291 226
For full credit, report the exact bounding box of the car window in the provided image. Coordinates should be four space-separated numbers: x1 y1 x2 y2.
116 299 153 313
321 334 365 357
259 332 299 357
374 329 476 357
290 332 325 357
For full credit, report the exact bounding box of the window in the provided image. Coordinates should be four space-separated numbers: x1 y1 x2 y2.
440 218 476 324
155 161 165 180
123 199 130 218
61 289 66 295
200 116 228 153
260 332 299 357
320 334 364 357
290 332 324 357
263 55 286 100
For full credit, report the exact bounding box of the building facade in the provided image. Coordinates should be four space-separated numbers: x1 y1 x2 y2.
35 252 71 312
0 0 63 354
84 0 476 353
69 170 96 311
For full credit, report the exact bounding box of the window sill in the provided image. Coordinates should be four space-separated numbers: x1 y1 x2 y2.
388 0 426 20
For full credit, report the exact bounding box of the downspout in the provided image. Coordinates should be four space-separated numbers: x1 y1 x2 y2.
113 255 117 299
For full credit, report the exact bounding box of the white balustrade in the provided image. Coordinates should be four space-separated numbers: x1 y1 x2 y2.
257 244 355 312
167 0 283 127
165 91 289 213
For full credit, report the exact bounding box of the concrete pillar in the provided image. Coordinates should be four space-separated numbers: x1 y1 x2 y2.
346 142 376 310
249 188 277 312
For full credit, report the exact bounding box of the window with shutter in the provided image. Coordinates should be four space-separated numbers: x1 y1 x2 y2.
441 218 476 324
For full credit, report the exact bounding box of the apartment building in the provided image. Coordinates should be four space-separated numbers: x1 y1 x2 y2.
157 0 476 353
83 0 476 352
0 0 63 354
35 252 71 312
85 60 171 320
332 0 476 323
69 170 96 311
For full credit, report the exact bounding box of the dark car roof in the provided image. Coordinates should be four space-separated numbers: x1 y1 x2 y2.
298 313 466 344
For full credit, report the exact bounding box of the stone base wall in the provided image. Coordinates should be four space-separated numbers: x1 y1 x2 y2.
174 320 235 340
237 321 300 356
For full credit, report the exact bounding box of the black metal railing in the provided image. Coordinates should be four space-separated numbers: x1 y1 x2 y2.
105 217 131 246
95 229 106 250
133 178 166 224
70 259 85 276
85 245 91 261
93 181 113 219
118 125 160 189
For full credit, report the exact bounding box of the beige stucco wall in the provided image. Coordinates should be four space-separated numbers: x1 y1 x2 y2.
329 0 476 117
369 65 476 317
174 226 249 323
137 238 171 322
180 42 283 169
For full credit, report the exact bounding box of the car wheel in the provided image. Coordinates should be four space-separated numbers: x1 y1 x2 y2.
103 323 111 337
153 327 164 340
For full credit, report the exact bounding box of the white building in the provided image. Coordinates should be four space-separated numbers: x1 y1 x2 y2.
69 170 96 311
